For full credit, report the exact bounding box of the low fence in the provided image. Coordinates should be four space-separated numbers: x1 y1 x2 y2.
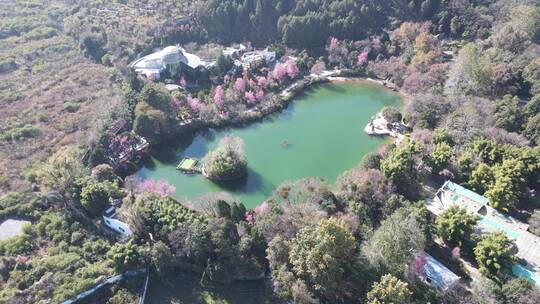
62 268 146 304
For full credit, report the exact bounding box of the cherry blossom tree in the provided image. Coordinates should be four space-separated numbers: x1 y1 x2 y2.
310 61 326 75
452 246 461 259
271 63 287 82
187 95 202 113
410 251 427 277
109 134 136 159
256 89 265 101
234 78 247 93
254 202 269 214
245 211 254 225
170 97 181 112
15 255 29 269
326 37 348 65
245 91 256 104
136 179 176 197
179 77 187 87
248 79 256 88
285 59 299 79
213 85 224 109
257 76 268 88
357 50 368 67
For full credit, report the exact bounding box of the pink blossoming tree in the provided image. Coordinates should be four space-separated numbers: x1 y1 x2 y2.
254 202 269 214
285 59 299 79
451 246 461 259
214 85 224 109
257 76 268 88
410 251 427 277
109 134 136 159
256 90 264 101
136 179 176 197
357 50 368 67
179 77 187 87
170 97 181 112
271 63 287 82
234 78 247 93
326 37 348 65
187 95 202 113
245 91 256 104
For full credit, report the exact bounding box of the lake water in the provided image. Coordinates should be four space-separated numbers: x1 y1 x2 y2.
136 81 401 209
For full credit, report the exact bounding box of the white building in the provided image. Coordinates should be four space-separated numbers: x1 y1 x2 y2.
237 50 276 69
427 181 540 285
103 206 132 236
130 45 209 79
422 254 460 292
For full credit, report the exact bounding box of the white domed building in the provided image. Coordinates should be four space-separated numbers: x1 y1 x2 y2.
130 45 208 80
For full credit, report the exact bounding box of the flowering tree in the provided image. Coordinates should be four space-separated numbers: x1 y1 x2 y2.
271 63 287 82
452 246 461 259
179 77 187 87
410 251 427 277
15 255 29 269
285 59 299 79
326 37 348 65
187 95 202 113
257 76 268 88
233 78 247 93
256 89 264 101
136 179 176 197
357 50 368 67
245 211 254 225
245 91 256 104
310 61 326 75
248 79 256 88
254 202 269 214
109 134 136 159
170 97 181 112
213 85 224 109
223 74 230 84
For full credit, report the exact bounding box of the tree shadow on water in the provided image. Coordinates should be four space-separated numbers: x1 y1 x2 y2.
211 167 274 196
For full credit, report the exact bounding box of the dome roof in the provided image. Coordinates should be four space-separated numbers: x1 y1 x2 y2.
162 46 181 55
161 46 184 64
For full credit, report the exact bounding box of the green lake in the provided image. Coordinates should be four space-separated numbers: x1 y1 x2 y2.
136 81 400 209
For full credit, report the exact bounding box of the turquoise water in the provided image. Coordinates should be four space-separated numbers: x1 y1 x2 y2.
512 264 540 286
136 81 401 208
479 217 520 239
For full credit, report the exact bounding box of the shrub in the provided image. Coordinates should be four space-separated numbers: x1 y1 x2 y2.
63 102 80 113
0 234 34 256
107 239 144 273
0 125 41 142
36 112 48 122
367 274 412 304
0 58 17 73
23 26 56 40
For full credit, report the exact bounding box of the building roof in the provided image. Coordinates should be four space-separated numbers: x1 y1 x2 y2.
130 45 205 73
0 219 31 241
423 254 460 291
427 181 540 285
